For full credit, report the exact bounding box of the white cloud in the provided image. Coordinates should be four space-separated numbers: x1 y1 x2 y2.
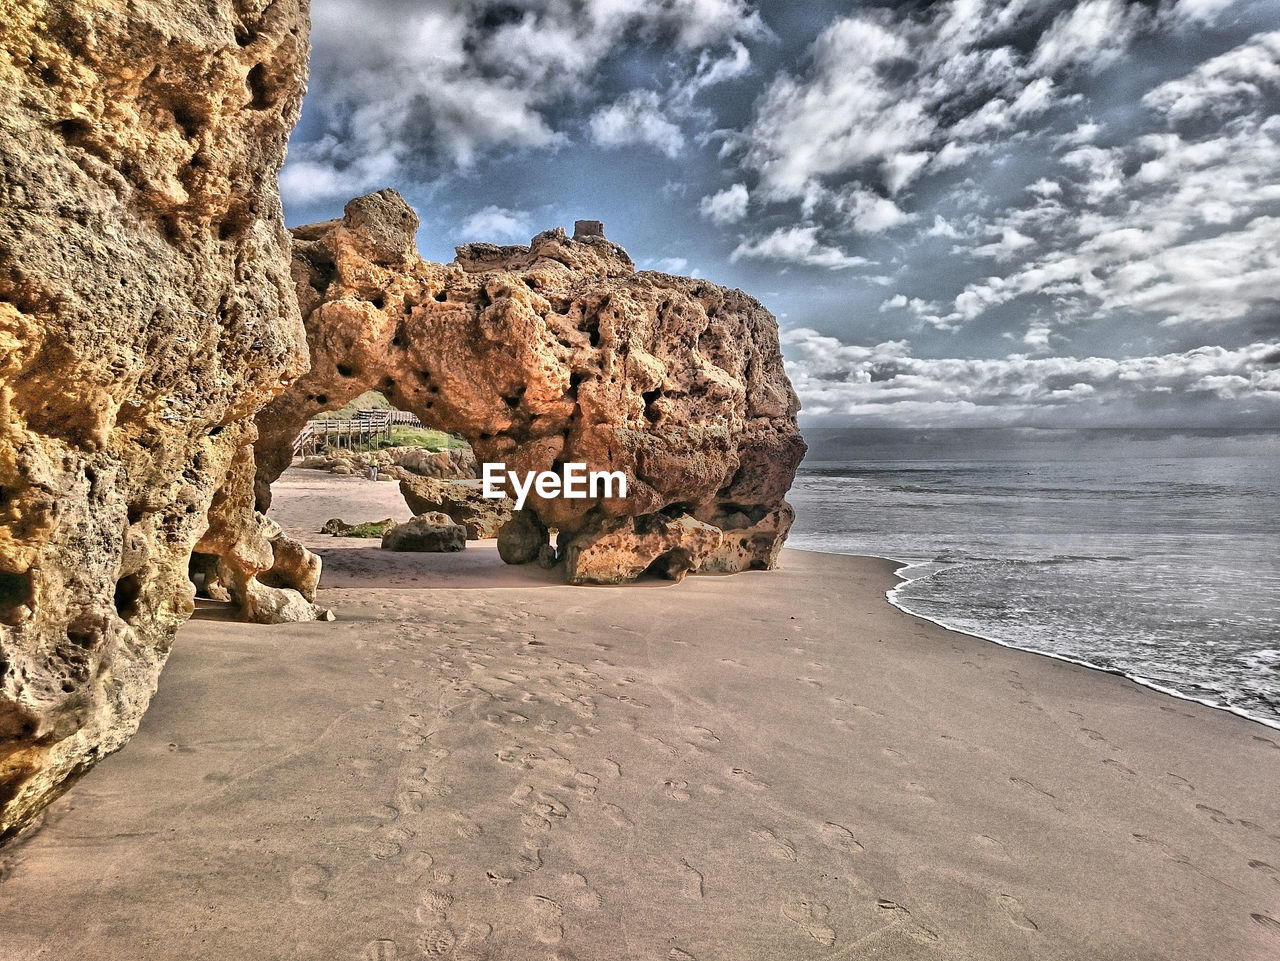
934 102 1280 329
780 328 1280 423
589 90 685 158
881 151 932 195
836 186 914 234
742 16 933 200
1168 0 1242 27
458 206 533 242
924 215 962 239
286 0 761 198
699 183 749 224
972 226 1036 261
1143 31 1280 121
1027 178 1062 198
645 257 690 274
730 226 868 270
1029 0 1147 76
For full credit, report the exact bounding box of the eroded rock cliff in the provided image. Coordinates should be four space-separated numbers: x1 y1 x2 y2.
0 0 309 841
254 191 806 583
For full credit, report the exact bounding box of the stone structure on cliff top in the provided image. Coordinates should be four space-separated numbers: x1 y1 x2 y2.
253 192 806 585
0 0 311 841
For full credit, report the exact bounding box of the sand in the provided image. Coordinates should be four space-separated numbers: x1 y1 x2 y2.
1 467 1278 961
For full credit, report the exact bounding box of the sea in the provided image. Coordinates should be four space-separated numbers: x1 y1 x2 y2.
787 428 1280 729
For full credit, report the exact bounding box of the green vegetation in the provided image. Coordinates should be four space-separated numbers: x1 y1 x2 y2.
336 519 397 538
383 426 469 450
311 390 469 454
315 390 394 420
317 426 467 456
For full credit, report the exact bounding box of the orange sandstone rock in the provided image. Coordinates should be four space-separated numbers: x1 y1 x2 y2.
0 0 310 841
254 190 806 583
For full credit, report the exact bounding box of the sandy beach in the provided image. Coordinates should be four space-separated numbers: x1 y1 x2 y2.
1 468 1277 961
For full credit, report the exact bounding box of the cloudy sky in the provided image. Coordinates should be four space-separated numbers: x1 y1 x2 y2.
281 0 1280 427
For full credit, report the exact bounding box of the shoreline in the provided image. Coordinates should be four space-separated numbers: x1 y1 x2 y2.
1 469 1277 959
790 546 1280 734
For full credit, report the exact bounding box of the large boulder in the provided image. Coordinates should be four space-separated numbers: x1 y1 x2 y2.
381 514 466 553
399 476 513 538
0 1 310 841
563 514 724 584
497 510 549 565
253 192 805 583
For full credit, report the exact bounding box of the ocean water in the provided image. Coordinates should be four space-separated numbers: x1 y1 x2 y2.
787 428 1280 729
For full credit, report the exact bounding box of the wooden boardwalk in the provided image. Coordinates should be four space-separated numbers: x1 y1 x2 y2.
291 409 423 456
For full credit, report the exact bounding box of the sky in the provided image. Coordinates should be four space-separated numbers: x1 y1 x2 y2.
280 0 1280 427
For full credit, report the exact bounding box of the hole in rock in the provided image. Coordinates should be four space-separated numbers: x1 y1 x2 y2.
246 63 276 109
113 573 144 623
0 571 32 621
642 388 662 422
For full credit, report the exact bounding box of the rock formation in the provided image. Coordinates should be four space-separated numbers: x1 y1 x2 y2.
399 477 513 539
254 191 805 583
0 1 309 841
381 514 466 553
298 445 476 482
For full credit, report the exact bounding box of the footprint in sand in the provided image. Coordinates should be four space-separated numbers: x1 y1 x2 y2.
1164 772 1194 792
754 828 798 861
668 950 698 961
451 814 483 839
1009 776 1059 809
1248 859 1280 885
663 779 691 802
729 767 770 790
691 726 720 744
601 803 633 828
359 938 401 961
289 863 330 904
396 791 424 815
876 899 941 944
997 894 1038 932
393 851 435 885
417 927 457 957
1196 803 1234 825
1080 728 1108 743
1102 759 1136 778
1252 735 1280 750
571 771 600 796
566 872 603 910
976 835 1009 860
417 888 454 922
781 896 836 946
529 895 564 944
821 821 865 853
368 803 400 822
1253 913 1280 934
680 859 705 900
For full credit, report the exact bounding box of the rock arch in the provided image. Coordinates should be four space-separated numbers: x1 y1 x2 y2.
251 190 807 586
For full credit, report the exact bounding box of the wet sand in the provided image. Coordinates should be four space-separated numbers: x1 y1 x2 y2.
2 468 1278 960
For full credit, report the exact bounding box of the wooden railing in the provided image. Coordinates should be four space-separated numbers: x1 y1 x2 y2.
291 409 424 457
